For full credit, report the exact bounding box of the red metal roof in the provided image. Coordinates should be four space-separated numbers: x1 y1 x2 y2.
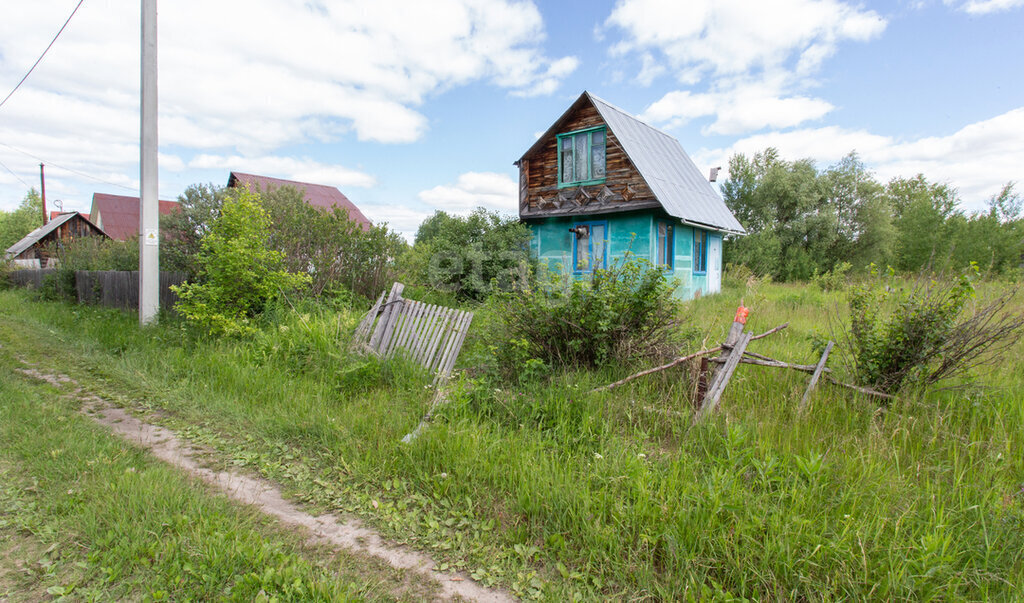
89 193 179 241
227 171 372 230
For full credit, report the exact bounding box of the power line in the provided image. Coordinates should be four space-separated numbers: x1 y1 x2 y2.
0 157 32 189
0 0 86 111
0 141 137 193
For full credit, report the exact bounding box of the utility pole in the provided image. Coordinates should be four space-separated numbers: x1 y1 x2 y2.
139 0 159 325
39 163 47 224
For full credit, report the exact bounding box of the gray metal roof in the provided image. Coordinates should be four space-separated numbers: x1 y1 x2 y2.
4 212 104 259
586 93 745 234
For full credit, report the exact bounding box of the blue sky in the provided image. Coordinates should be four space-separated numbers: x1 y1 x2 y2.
1 0 1022 239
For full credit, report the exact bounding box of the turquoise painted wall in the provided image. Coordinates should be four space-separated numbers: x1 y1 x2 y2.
528 211 720 300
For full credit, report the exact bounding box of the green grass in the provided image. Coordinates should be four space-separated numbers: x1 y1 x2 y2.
0 352 434 601
0 281 1022 600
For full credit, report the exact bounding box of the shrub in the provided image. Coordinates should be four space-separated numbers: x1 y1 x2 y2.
812 261 852 291
405 209 533 301
261 185 406 299
489 255 682 380
39 236 139 300
845 264 1024 393
172 189 310 336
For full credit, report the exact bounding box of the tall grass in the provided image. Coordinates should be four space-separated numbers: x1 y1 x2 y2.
0 281 1021 600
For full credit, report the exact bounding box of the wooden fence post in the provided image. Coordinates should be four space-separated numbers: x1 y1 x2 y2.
799 340 834 414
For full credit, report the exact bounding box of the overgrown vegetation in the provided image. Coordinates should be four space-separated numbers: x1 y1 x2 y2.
172 189 310 336
2 280 1022 600
404 208 532 301
844 265 1024 393
0 355 424 600
34 236 139 301
262 184 405 299
162 182 405 300
488 255 682 380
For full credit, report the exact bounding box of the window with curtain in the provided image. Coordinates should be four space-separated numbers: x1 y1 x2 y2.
558 127 606 187
573 221 607 272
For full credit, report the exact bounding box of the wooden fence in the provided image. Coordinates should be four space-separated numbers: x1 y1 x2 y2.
4 268 186 312
352 283 473 381
75 271 187 311
6 268 56 289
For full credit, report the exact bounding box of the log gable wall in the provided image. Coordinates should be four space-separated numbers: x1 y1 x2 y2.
519 102 657 219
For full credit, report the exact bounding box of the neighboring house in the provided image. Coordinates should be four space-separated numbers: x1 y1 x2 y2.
89 193 179 241
516 91 745 299
226 172 372 230
4 211 109 266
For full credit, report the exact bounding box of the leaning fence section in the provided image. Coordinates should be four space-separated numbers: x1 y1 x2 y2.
352 282 473 382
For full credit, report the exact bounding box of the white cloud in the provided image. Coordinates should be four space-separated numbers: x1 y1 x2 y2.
417 171 518 214
640 83 834 135
956 0 1024 14
188 155 376 189
359 204 433 242
635 53 666 86
606 0 885 82
0 0 575 206
606 0 886 134
693 107 1024 210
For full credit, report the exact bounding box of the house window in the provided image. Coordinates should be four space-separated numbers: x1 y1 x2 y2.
656 221 674 270
558 127 606 187
572 221 607 272
693 228 708 275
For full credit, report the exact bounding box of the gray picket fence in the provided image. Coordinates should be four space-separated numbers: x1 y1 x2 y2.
352 282 473 381
4 268 187 312
5 268 56 289
75 271 187 311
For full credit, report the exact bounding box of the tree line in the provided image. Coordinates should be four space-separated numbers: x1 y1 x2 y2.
721 148 1023 280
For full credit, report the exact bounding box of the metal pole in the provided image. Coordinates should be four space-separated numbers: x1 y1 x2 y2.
39 163 47 224
139 0 159 325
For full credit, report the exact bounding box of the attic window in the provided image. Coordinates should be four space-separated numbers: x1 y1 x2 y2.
558 127 606 187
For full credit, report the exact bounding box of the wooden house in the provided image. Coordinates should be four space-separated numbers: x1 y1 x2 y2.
516 91 744 299
4 212 109 266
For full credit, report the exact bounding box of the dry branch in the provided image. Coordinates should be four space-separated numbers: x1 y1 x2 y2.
590 322 789 393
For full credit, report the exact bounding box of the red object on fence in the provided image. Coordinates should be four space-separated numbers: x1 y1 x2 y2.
734 306 749 325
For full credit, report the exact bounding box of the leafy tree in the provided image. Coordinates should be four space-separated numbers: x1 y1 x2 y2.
260 184 406 299
884 174 961 272
406 208 532 301
0 189 43 252
172 189 310 336
162 183 229 275
722 149 833 280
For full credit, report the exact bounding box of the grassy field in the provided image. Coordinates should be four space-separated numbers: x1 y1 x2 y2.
0 278 1022 600
0 356 439 600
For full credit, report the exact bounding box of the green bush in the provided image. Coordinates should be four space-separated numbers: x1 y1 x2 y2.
172 189 310 336
812 260 852 292
39 236 139 300
847 266 976 393
405 209 532 301
489 255 682 380
261 185 406 299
